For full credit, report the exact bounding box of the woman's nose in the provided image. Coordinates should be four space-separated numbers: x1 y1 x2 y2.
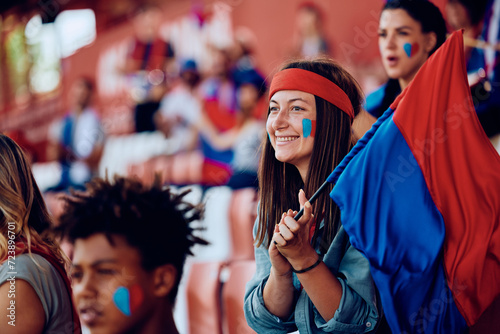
272 110 289 130
384 32 397 50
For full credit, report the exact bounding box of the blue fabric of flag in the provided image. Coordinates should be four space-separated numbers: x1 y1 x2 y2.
329 110 467 333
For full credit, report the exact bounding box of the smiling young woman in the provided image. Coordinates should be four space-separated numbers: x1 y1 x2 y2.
244 58 383 333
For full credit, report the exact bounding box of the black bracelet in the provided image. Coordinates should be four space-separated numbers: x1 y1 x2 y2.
292 257 322 274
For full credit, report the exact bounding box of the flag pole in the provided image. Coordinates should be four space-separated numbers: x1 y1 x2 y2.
293 180 330 220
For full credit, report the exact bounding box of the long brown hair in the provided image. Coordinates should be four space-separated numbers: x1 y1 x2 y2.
0 134 64 264
255 58 363 254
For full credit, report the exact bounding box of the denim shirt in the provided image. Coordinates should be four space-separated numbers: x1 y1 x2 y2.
244 219 381 333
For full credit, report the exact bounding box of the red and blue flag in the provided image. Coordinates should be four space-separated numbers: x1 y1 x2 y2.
328 31 500 333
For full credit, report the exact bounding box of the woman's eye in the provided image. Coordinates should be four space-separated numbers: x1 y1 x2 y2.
378 31 386 38
291 106 304 111
269 106 279 113
398 31 409 36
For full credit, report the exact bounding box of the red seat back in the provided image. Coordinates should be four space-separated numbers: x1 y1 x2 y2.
221 260 256 334
186 261 224 334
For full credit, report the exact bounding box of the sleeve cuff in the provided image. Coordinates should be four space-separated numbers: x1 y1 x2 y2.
244 277 297 333
313 278 378 333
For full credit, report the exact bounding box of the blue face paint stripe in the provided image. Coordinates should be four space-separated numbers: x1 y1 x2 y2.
113 286 131 316
404 43 412 57
303 118 312 138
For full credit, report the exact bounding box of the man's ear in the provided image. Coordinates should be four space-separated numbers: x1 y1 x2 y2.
152 264 177 298
425 32 438 54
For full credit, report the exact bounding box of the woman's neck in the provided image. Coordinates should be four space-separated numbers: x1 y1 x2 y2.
398 77 411 90
298 165 308 183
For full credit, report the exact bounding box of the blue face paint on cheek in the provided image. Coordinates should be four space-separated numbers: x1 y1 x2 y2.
404 42 420 57
303 119 312 138
113 286 131 316
112 285 144 317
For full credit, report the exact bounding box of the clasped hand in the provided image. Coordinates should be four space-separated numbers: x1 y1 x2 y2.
268 189 317 275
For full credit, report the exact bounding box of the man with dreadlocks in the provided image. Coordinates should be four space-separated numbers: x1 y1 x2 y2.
58 176 207 334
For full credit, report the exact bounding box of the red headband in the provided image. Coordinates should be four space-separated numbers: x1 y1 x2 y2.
269 68 355 119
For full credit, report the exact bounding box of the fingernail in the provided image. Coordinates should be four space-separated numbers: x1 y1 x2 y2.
305 201 311 209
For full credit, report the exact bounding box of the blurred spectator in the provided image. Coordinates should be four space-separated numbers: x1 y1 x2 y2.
194 46 240 186
447 0 500 138
365 0 447 118
196 69 267 190
0 134 80 333
46 77 104 192
446 0 489 61
229 27 268 122
290 2 330 58
229 27 259 77
128 44 264 189
123 4 176 133
199 45 238 131
154 59 202 152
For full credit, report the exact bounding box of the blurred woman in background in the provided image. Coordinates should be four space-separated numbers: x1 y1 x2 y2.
365 0 447 118
0 134 80 333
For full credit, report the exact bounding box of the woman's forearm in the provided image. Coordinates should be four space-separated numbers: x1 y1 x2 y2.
295 261 342 322
262 268 296 319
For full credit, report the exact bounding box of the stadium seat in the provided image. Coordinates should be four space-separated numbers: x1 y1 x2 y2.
221 260 256 334
228 188 258 261
186 261 224 334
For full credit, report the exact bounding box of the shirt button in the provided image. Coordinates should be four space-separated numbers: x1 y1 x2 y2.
366 322 372 328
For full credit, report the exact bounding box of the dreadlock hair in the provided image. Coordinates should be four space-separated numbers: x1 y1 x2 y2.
58 175 208 303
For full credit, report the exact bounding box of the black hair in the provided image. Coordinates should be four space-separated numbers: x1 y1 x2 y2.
58 176 208 303
233 69 268 99
383 0 448 55
448 0 490 26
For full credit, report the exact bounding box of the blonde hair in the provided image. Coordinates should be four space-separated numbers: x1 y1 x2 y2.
0 134 64 265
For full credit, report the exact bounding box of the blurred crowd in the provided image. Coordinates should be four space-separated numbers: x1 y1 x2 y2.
4 1 497 198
